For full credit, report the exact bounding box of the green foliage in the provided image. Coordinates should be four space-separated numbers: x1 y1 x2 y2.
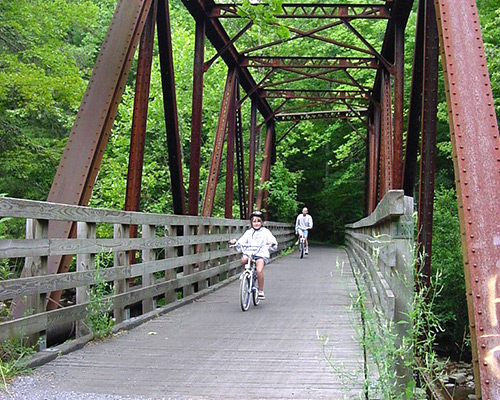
320 246 444 399
0 337 38 387
86 253 114 339
266 160 301 221
431 186 469 358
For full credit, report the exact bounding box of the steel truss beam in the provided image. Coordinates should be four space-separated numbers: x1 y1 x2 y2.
202 68 237 217
181 0 273 120
242 56 378 70
33 0 154 316
435 1 500 397
262 89 370 101
157 0 186 215
275 109 368 122
210 4 390 19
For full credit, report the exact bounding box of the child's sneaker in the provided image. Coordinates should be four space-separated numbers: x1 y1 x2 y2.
258 291 265 300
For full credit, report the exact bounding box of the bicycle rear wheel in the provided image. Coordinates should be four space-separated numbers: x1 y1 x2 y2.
240 272 251 311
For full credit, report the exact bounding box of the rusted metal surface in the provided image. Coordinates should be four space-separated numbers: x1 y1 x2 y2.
211 3 390 19
417 0 438 288
275 109 368 122
247 100 257 216
125 0 157 265
157 0 186 215
180 0 273 120
235 87 247 220
202 68 237 217
392 20 405 190
403 0 425 197
242 56 378 70
224 73 237 219
256 122 275 214
378 69 393 200
188 20 205 216
262 89 370 101
434 1 500 398
34 0 153 315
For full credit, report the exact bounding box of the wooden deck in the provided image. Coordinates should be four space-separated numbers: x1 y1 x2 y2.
3 246 365 399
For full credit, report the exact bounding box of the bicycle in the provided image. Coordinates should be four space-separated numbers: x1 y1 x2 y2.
298 234 305 259
230 244 263 311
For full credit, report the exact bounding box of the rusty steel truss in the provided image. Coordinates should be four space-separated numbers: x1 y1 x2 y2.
19 0 500 396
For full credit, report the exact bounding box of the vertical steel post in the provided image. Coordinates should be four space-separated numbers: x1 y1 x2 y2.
403 0 426 197
256 121 274 215
157 0 186 215
125 0 157 266
379 69 393 199
393 19 405 190
225 74 237 219
235 86 247 220
434 1 500 397
247 100 258 215
188 19 205 216
416 0 438 288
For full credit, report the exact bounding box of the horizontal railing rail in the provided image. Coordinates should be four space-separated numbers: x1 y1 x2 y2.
345 190 414 389
0 197 295 347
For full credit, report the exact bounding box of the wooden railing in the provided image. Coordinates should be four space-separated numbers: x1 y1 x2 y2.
345 190 414 324
0 197 295 348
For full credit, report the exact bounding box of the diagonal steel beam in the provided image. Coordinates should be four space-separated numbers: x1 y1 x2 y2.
181 0 273 119
157 0 186 215
434 0 500 397
202 68 237 216
33 0 154 316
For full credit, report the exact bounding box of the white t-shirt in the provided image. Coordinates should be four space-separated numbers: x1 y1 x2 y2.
236 227 278 259
295 214 313 231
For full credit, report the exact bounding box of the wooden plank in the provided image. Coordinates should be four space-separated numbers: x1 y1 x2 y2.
346 190 405 229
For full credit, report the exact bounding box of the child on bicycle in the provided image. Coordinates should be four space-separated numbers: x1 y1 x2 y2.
230 211 278 300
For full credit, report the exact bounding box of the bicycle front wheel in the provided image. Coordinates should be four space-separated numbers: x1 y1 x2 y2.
240 272 251 311
252 271 260 306
299 239 304 259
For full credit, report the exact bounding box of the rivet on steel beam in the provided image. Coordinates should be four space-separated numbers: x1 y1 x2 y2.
479 327 484 331
485 380 490 384
484 362 488 366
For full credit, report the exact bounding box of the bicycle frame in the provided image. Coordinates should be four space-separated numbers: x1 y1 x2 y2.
233 244 263 311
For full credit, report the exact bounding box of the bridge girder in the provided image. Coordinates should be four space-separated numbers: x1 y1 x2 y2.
34 1 500 396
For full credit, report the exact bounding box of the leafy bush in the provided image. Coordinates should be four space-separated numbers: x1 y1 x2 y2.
431 186 469 359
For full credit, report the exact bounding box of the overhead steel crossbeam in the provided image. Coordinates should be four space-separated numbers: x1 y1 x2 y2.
210 4 390 19
242 56 378 69
261 89 370 101
275 109 368 122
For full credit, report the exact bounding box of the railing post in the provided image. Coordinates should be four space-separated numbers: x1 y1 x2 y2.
210 224 220 286
198 221 209 291
113 223 130 324
182 223 194 297
76 221 95 337
23 218 48 349
142 224 155 313
164 223 176 304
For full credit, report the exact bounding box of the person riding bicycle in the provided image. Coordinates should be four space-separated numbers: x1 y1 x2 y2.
295 207 313 255
230 211 278 300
